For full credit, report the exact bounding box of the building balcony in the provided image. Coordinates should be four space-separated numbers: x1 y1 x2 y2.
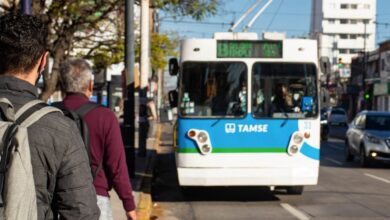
323 10 374 20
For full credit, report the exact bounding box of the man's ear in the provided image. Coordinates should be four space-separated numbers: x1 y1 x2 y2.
38 52 49 73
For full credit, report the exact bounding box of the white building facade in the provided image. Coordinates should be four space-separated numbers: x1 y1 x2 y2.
310 0 376 74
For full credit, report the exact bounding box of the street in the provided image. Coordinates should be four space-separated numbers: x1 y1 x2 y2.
150 124 390 220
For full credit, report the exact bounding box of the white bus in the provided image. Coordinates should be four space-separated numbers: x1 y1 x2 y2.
169 32 321 194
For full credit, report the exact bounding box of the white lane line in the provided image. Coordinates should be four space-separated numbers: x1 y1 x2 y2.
364 173 390 184
281 203 310 220
324 157 343 166
327 143 343 151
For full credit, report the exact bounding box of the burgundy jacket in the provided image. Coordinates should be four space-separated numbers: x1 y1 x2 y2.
63 93 135 211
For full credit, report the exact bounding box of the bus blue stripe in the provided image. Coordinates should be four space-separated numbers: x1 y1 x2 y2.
300 142 320 160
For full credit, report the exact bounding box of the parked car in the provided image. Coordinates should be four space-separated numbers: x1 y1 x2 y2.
327 107 347 125
345 111 390 166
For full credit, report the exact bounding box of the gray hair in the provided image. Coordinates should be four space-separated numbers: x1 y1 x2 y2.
60 58 93 93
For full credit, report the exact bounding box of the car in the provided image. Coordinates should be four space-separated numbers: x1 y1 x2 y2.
345 111 390 167
327 107 347 125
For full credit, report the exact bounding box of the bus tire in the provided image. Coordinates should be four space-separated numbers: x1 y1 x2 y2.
286 186 304 195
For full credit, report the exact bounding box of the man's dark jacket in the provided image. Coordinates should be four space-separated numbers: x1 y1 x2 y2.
0 76 100 220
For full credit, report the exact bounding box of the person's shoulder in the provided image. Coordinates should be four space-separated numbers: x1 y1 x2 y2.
34 109 78 131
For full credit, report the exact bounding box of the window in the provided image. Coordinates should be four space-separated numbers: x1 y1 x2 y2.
350 20 357 24
350 49 360 54
328 19 335 24
351 4 358 9
363 19 369 24
364 4 370 9
252 63 317 118
366 115 390 131
339 49 348 54
340 34 348 39
180 62 247 117
341 4 349 9
340 19 348 24
350 34 357 39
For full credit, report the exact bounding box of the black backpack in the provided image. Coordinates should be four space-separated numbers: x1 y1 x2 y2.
51 101 102 179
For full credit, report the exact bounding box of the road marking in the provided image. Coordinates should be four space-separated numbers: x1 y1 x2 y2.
364 173 390 184
324 157 343 166
327 143 343 151
281 203 310 220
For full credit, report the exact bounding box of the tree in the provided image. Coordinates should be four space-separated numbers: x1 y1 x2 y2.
150 32 178 72
135 0 219 21
0 0 125 101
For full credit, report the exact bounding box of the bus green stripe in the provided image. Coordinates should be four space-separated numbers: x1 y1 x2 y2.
178 147 287 153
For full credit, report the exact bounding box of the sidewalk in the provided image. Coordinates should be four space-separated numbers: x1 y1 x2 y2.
110 121 162 220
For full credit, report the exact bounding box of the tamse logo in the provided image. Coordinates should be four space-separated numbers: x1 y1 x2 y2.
225 123 236 133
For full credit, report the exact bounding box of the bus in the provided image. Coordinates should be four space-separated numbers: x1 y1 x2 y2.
168 32 320 194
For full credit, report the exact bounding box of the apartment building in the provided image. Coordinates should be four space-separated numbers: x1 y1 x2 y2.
310 0 376 76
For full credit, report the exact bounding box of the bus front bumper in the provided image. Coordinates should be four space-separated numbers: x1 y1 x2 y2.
177 167 318 186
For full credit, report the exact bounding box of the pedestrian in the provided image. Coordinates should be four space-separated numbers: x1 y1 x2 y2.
0 14 100 219
60 59 137 220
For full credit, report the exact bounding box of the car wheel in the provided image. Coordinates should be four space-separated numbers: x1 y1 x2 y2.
360 146 370 167
286 186 304 195
344 140 354 162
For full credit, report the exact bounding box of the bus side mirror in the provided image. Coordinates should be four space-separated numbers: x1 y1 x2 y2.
169 58 179 76
168 90 178 108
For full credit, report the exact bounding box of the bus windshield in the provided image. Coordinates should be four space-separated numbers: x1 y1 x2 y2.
252 62 318 118
180 62 247 117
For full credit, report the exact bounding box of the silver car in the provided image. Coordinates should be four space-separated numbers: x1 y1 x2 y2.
345 111 390 167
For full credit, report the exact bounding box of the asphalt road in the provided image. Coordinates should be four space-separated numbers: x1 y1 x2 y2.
151 128 390 220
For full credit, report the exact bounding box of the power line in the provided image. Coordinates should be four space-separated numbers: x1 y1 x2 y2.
266 0 284 30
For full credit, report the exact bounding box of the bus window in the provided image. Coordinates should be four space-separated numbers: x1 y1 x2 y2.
180 62 247 117
252 63 317 118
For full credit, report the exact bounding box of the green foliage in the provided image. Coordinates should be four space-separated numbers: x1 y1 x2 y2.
151 0 219 20
150 32 178 71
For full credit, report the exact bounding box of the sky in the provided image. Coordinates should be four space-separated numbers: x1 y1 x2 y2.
159 0 390 46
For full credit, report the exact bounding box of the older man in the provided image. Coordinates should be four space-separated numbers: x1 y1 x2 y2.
60 59 137 220
0 14 100 219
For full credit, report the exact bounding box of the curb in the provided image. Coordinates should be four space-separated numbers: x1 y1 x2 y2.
137 123 161 220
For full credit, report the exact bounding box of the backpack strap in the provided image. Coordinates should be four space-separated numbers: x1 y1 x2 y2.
14 100 45 119
74 102 100 117
74 102 102 179
18 106 61 128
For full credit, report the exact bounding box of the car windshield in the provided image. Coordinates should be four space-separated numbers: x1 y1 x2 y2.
366 115 390 131
180 62 247 117
252 62 318 118
331 109 345 115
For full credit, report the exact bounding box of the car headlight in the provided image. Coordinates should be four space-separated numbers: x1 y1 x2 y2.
367 135 381 144
320 120 328 125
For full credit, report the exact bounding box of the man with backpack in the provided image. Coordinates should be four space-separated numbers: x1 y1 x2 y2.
59 59 137 220
0 14 100 219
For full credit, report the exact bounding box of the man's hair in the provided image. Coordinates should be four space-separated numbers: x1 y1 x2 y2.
0 13 47 75
60 59 93 93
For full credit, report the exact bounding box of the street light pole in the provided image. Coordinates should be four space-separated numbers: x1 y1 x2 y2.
362 21 367 110
21 0 32 14
123 0 136 177
138 0 150 157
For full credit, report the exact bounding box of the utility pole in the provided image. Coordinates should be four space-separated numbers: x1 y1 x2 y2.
21 0 32 14
138 0 150 157
123 0 136 177
362 21 367 110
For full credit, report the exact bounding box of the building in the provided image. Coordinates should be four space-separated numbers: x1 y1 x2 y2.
374 40 390 111
310 0 376 74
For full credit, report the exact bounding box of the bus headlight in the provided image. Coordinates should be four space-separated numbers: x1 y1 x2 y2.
289 145 299 154
197 132 208 143
187 129 213 155
293 133 304 144
287 131 305 156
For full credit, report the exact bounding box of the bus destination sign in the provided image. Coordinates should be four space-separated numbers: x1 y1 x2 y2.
217 40 282 58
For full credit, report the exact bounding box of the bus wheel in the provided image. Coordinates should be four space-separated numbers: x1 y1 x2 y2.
286 186 304 195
